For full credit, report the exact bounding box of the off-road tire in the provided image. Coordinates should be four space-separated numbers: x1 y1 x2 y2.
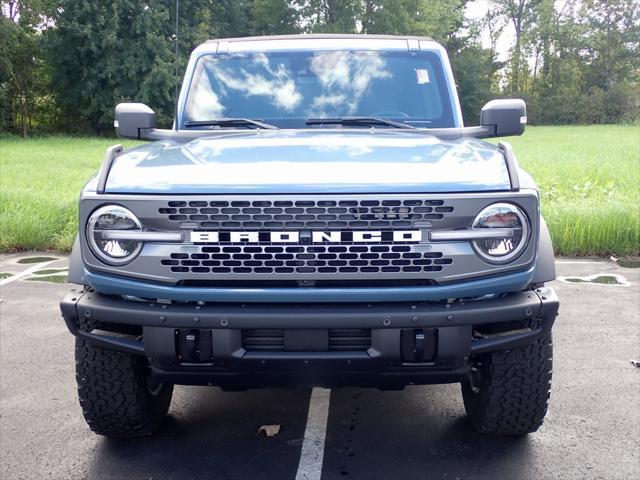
75 338 173 438
461 333 553 435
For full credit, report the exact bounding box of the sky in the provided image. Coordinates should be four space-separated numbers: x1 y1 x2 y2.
465 0 516 61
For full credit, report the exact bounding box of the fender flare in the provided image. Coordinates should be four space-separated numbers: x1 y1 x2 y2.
532 216 556 284
67 234 86 285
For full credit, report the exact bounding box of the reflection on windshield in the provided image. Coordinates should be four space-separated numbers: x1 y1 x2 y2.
185 49 453 128
309 51 391 117
188 77 224 120
211 53 302 112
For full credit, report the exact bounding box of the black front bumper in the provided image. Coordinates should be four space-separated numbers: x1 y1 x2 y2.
60 287 558 389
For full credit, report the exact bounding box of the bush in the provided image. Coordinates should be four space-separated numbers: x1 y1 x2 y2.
524 82 640 125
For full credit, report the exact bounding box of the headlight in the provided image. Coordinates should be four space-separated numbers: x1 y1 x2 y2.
86 205 143 265
472 203 529 263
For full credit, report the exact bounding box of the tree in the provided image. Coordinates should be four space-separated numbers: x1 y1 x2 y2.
46 1 176 133
0 0 55 136
250 0 300 35
445 2 499 124
4 0 639 133
360 0 463 43
515 0 640 124
1 1 54 136
3 0 21 20
297 0 361 33
0 16 38 135
579 0 640 91
489 0 542 93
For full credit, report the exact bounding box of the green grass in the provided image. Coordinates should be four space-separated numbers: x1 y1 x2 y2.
33 268 68 275
17 255 59 264
25 275 68 283
0 136 141 251
1 126 638 256
489 125 639 256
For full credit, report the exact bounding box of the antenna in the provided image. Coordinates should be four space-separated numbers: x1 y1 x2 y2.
175 0 179 101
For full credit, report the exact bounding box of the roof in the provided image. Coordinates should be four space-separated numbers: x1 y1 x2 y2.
203 33 434 44
195 34 442 55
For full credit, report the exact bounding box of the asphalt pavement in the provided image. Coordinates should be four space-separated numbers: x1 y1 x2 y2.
0 253 638 480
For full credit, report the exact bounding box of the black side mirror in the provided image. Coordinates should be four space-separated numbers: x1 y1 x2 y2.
480 99 526 137
114 103 156 139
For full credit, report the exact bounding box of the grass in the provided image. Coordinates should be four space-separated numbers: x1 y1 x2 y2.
25 275 68 283
488 125 639 256
0 126 638 256
17 255 60 264
33 268 68 275
0 136 141 251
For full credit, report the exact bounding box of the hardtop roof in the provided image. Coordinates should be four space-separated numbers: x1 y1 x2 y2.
202 33 435 45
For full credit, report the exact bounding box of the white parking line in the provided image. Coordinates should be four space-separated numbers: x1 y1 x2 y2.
0 260 57 287
555 260 607 264
295 388 331 480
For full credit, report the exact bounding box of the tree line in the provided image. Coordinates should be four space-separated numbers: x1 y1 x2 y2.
1 0 638 136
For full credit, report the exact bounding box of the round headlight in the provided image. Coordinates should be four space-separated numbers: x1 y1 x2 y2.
86 205 143 265
472 203 529 263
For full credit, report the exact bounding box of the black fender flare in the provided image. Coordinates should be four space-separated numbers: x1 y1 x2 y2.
532 216 556 284
68 234 86 285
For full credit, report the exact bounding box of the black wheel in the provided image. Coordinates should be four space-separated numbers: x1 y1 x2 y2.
75 338 173 438
461 333 553 435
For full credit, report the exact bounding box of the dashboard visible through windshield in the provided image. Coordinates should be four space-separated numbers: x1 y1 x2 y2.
183 49 455 129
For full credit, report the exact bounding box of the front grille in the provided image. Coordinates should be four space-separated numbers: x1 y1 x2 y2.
328 329 372 351
242 329 372 352
82 192 540 284
158 199 454 230
242 329 284 351
161 244 453 275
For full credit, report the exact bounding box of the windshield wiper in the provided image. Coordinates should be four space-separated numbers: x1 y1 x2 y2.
305 117 416 129
184 118 279 130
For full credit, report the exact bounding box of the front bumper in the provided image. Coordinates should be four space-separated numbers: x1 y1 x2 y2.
83 266 536 303
60 286 558 389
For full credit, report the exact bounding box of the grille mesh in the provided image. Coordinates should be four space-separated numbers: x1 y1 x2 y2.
161 244 453 275
241 329 371 352
158 199 454 230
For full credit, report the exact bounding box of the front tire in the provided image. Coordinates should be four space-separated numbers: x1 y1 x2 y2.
75 339 173 438
461 333 553 435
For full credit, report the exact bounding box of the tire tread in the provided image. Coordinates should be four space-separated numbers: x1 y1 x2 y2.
75 338 172 438
462 333 553 435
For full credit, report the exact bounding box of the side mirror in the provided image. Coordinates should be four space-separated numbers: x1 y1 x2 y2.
480 99 526 137
114 103 156 139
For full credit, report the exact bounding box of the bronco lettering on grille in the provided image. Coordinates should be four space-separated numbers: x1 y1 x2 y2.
190 230 423 244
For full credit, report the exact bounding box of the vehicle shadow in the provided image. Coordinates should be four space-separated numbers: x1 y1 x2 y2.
88 384 539 480
88 387 311 480
322 385 535 480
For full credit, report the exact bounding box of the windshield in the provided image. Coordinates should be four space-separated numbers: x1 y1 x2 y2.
183 50 455 129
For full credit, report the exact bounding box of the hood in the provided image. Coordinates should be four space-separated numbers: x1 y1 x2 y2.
104 130 511 194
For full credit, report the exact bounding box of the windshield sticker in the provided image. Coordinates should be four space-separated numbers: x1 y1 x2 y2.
416 69 430 84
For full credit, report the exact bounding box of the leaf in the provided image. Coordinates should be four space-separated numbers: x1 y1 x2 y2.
257 424 281 437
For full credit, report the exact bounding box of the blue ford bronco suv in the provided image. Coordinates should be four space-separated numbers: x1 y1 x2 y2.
60 34 559 438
